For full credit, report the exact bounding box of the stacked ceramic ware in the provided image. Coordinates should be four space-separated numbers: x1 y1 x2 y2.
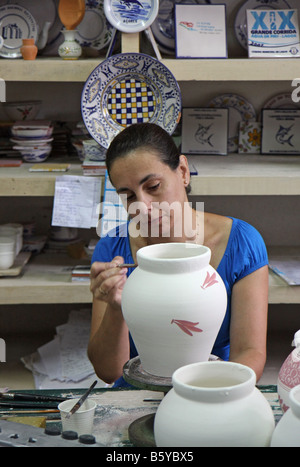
11 120 53 163
0 223 23 270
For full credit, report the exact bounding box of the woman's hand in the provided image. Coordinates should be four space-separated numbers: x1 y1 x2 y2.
90 256 128 310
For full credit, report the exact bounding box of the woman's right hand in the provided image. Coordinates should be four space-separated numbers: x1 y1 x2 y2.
90 256 128 310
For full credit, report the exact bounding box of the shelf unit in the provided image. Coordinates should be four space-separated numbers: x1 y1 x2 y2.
1 31 300 387
2 56 300 82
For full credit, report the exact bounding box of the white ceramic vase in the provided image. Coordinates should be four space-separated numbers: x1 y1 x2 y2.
271 385 300 447
154 361 275 447
121 243 227 377
277 330 300 412
58 29 81 60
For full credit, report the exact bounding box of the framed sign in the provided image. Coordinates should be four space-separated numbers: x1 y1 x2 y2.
247 9 300 58
181 108 228 155
175 4 227 58
261 109 300 154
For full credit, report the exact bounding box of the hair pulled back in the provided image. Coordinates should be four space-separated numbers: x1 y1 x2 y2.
106 123 181 174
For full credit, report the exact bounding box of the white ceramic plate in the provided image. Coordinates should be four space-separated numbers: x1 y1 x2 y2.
0 4 38 58
263 93 300 109
151 0 209 54
234 0 291 50
11 137 53 147
76 0 114 50
81 52 182 148
6 0 56 44
104 0 159 33
208 93 256 152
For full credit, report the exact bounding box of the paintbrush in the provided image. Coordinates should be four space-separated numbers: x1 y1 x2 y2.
0 409 60 415
0 401 59 409
117 263 138 268
65 380 97 419
0 392 69 403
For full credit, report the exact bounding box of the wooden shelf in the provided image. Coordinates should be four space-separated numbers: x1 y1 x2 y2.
189 154 300 196
0 249 298 305
2 56 300 82
0 161 85 196
2 155 299 197
0 253 91 304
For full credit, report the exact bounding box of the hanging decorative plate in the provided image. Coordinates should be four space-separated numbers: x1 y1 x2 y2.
208 94 256 153
234 0 291 50
263 93 300 109
76 0 114 50
81 53 182 148
6 0 56 42
103 0 159 33
151 0 209 55
0 4 38 58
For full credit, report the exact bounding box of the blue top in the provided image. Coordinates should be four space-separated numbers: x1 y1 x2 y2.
91 217 268 387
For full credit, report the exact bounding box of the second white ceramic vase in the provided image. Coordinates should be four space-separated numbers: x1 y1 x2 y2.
154 361 275 447
271 384 300 447
58 29 81 60
121 243 227 377
277 330 300 412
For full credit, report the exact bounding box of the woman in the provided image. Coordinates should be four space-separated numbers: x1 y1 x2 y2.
88 123 269 386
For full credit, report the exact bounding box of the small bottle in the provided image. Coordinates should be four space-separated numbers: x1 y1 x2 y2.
277 330 300 412
21 38 38 60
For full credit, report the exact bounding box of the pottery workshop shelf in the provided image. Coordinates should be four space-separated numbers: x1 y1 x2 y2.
189 154 300 196
0 252 298 306
1 57 300 83
0 252 91 305
1 154 300 197
0 161 84 196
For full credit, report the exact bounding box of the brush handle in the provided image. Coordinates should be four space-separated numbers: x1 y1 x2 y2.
66 380 97 419
1 393 67 402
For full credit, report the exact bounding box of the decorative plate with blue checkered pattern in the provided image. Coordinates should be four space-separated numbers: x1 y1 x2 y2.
81 53 181 148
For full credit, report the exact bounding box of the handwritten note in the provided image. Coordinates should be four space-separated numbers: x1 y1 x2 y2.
51 175 102 229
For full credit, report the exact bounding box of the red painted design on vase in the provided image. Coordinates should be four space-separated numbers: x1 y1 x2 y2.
201 271 218 289
171 319 203 336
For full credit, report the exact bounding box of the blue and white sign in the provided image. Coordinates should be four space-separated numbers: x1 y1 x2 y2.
247 9 300 57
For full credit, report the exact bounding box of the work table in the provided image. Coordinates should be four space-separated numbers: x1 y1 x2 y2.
0 386 282 447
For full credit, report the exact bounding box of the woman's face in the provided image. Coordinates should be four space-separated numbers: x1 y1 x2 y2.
109 149 190 240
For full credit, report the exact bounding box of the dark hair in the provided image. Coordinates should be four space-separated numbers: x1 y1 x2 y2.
106 123 181 174
106 123 191 194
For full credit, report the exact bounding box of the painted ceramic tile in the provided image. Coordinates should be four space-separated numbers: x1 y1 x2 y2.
238 121 261 154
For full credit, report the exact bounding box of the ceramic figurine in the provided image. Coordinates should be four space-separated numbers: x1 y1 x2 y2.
20 38 38 60
277 330 300 412
154 361 275 447
271 384 300 447
121 243 227 377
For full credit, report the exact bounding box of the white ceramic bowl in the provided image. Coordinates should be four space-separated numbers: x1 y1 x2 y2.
0 251 15 270
50 226 78 241
83 139 106 161
0 236 15 252
3 223 23 255
22 235 47 254
13 145 52 163
11 126 53 139
71 140 85 161
3 101 42 121
11 137 53 147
